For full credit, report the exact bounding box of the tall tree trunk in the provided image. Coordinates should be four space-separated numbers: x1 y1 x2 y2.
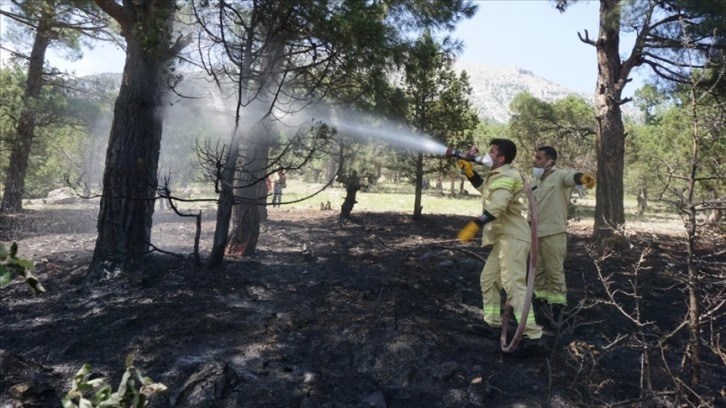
207 0 264 267
684 87 701 387
0 14 52 212
592 0 626 240
209 125 241 268
412 152 424 220
258 174 270 223
225 35 283 256
88 0 178 280
228 201 261 256
593 106 625 237
227 135 270 257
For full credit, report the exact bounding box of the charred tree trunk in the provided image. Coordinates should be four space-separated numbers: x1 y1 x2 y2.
209 127 240 267
338 172 361 222
0 13 52 213
208 1 276 266
88 0 181 280
227 137 270 257
228 201 261 257
219 32 281 258
340 188 358 221
592 0 627 241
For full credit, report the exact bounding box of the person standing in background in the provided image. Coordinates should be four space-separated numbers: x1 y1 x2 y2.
272 168 286 207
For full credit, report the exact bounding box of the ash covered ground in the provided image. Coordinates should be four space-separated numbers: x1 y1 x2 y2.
1 205 724 407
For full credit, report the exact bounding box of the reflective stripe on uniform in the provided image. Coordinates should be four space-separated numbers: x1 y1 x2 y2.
534 290 567 305
489 176 523 192
548 293 567 305
483 304 500 319
526 312 537 325
534 289 551 300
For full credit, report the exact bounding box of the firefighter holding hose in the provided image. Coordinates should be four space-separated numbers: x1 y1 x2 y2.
530 146 595 329
452 139 544 357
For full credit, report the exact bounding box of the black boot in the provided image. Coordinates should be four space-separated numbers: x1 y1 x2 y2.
550 304 564 329
532 298 549 327
465 322 499 339
504 337 547 358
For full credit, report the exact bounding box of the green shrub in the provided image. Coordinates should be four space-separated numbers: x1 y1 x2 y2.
0 242 44 294
62 355 167 408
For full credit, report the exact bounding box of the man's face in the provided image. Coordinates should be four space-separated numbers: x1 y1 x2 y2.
488 145 504 168
533 151 551 168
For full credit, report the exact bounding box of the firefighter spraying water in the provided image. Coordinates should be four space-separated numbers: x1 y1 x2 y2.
445 141 541 356
296 120 542 355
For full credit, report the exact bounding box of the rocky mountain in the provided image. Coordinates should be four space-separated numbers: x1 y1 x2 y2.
454 60 593 124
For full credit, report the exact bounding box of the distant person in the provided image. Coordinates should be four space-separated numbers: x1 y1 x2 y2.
272 168 286 207
530 145 595 328
457 138 543 357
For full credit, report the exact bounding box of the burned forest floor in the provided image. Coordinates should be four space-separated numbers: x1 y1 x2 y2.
1 204 725 408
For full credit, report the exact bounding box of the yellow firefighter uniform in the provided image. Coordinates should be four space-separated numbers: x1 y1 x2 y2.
478 164 542 340
530 167 580 306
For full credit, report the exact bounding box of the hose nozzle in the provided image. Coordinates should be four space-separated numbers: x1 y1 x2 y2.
446 146 486 163
445 146 466 159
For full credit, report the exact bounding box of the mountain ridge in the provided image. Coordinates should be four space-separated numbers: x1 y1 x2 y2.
454 60 594 123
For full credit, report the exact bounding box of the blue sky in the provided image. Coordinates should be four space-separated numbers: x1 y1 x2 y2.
453 0 645 95
15 1 647 96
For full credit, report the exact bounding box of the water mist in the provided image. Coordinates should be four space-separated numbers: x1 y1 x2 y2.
280 106 450 157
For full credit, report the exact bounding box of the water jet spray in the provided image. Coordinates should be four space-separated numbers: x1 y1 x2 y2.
331 120 450 156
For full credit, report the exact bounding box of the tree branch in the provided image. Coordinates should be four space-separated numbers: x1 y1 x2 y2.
93 0 125 24
169 32 193 60
0 9 38 28
577 29 595 46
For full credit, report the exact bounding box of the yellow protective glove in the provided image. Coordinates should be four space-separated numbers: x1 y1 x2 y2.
457 218 483 242
579 173 596 189
457 160 474 178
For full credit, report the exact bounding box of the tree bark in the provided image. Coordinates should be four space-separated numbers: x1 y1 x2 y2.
592 0 626 240
412 152 424 220
208 126 240 268
0 11 53 212
225 31 281 257
227 136 270 257
207 0 265 267
685 88 701 387
338 172 361 221
228 202 261 257
88 0 179 279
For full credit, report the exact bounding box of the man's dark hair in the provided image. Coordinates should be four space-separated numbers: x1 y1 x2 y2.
490 138 517 164
537 145 558 161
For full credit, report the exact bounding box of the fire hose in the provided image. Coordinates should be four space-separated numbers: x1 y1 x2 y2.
446 147 538 353
499 175 537 353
